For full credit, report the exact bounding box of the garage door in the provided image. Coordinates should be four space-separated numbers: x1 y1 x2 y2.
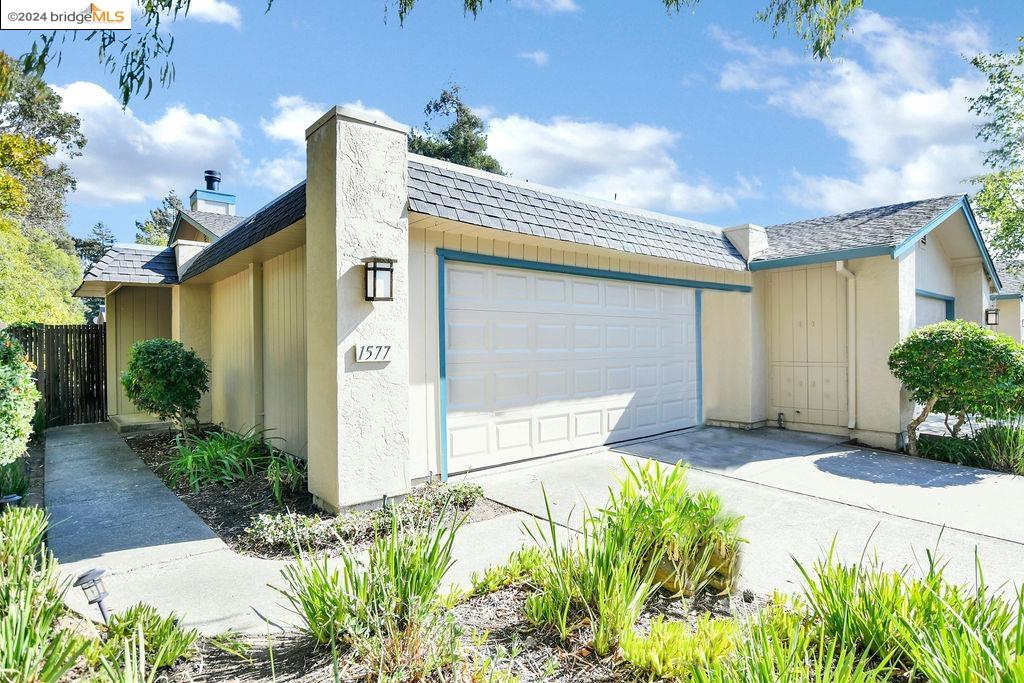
443 261 700 473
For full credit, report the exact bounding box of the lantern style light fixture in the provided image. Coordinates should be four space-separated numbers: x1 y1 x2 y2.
985 307 1000 326
363 257 396 301
74 568 110 623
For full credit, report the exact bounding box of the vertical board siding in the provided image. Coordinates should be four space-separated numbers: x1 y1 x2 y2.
211 269 255 432
262 246 307 457
110 287 171 416
408 226 753 480
767 263 848 428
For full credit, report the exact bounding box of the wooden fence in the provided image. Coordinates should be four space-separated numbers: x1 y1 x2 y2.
6 324 107 427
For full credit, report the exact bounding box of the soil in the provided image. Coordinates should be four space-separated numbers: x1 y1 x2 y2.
121 428 515 559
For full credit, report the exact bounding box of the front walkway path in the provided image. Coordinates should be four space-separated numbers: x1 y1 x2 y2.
44 424 536 635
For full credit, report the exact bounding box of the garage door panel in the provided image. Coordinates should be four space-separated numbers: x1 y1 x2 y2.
444 262 700 472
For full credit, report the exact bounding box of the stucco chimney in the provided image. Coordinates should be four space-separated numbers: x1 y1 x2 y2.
723 223 769 263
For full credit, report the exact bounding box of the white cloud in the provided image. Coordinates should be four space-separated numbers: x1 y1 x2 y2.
511 0 579 12
519 50 550 67
260 95 326 149
487 114 757 214
714 11 990 213
185 0 241 28
54 81 245 205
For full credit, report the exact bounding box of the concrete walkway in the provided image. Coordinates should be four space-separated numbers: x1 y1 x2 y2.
476 427 1024 596
44 424 537 635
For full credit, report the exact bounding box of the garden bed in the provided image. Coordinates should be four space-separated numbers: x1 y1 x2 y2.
122 427 513 558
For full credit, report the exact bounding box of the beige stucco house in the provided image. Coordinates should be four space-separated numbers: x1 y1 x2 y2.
76 106 1009 512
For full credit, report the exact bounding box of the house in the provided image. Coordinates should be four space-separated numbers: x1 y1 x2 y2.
993 260 1024 342
76 106 1007 512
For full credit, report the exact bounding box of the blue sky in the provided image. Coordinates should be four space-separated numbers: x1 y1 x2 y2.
1 0 1020 243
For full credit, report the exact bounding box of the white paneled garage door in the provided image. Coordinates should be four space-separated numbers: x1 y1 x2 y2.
443 261 700 473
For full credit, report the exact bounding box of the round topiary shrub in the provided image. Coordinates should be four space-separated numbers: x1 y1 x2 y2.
121 338 210 433
0 332 41 466
888 320 1024 455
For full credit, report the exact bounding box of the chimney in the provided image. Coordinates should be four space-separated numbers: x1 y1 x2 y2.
723 223 769 263
189 169 236 215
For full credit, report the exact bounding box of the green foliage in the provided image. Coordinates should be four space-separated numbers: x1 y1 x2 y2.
265 449 307 505
0 220 84 324
95 603 199 670
0 333 40 466
0 459 28 497
121 338 210 432
134 191 182 246
973 416 1024 475
888 320 1024 454
918 433 980 467
523 488 661 657
275 510 464 679
608 459 744 596
95 625 167 683
469 546 545 597
168 428 270 491
245 480 482 553
0 506 88 683
408 85 504 174
621 614 739 680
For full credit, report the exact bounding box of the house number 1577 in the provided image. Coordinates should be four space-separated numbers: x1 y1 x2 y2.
355 344 392 363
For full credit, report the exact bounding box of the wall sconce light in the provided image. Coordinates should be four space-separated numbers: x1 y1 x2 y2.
363 257 396 301
985 307 1000 326
74 568 110 623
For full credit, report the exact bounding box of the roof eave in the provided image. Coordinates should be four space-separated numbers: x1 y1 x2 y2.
748 244 892 271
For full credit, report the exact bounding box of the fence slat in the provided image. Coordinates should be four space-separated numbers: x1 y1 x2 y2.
6 324 107 427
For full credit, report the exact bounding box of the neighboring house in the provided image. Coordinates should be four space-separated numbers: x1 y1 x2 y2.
76 106 1005 512
994 260 1024 342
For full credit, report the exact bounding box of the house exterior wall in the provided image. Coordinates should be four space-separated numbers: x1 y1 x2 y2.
171 283 212 423
954 260 991 324
915 239 955 296
407 222 754 481
106 286 171 416
210 267 260 433
262 245 307 457
995 297 1023 342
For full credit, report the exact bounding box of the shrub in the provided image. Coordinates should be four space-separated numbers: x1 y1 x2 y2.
0 332 40 466
607 459 744 596
0 458 29 497
917 433 980 466
621 614 739 680
524 489 661 657
888 320 1024 455
973 417 1024 475
167 428 269 491
246 512 342 552
121 338 209 433
94 603 199 670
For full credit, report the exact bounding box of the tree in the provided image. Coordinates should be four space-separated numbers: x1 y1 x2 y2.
970 39 1024 259
0 52 85 247
408 86 504 174
75 222 115 322
135 191 183 246
0 332 40 466
8 1 863 106
888 320 1024 456
121 338 210 434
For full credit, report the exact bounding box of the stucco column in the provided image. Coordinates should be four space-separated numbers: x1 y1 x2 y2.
305 107 411 512
171 284 213 423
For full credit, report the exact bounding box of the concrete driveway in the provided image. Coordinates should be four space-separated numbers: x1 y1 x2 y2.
469 426 1024 596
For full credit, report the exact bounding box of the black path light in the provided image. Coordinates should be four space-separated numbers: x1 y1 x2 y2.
985 307 1000 326
0 494 22 510
74 568 110 623
363 256 396 301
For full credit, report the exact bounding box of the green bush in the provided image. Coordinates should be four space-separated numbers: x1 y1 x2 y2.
973 418 1024 475
888 320 1024 455
266 450 307 504
917 433 980 466
121 338 209 433
0 333 40 466
621 614 738 680
0 458 28 497
94 603 199 670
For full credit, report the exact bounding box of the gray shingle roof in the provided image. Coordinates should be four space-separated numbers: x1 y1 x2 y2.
996 260 1024 295
180 209 244 238
81 244 178 285
408 156 747 271
180 181 306 281
755 195 963 262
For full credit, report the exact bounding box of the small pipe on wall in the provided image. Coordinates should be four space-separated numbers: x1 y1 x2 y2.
836 261 857 430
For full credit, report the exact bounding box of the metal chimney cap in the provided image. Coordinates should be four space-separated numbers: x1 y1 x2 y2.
203 170 221 191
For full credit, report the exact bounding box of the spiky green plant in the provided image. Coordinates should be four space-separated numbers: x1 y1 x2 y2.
621 614 739 680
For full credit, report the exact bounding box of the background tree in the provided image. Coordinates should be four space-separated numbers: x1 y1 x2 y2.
74 222 115 322
8 1 862 106
408 86 504 174
970 38 1024 260
135 191 182 246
